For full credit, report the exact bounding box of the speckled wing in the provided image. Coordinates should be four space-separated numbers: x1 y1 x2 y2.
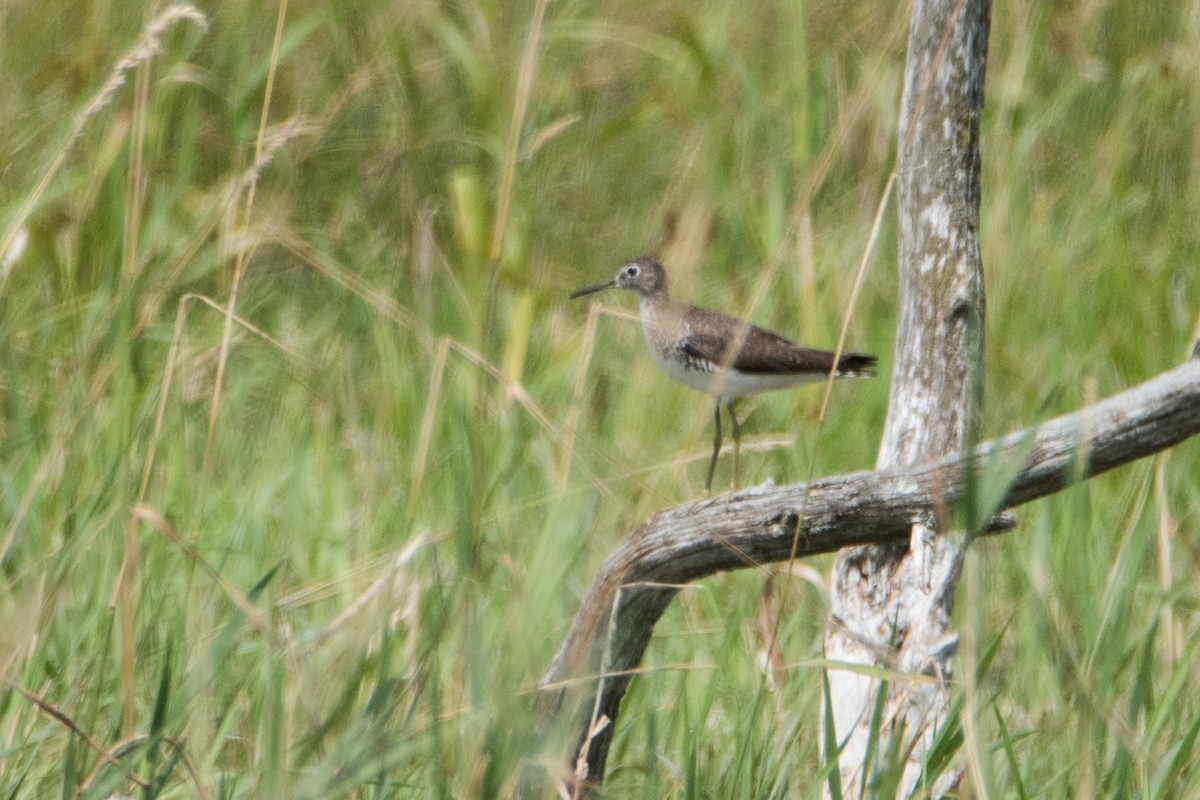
681 310 876 377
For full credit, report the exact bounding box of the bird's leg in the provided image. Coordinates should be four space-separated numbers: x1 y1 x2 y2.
727 400 741 489
705 402 722 493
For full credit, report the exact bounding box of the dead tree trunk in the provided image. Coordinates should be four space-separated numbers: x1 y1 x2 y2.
824 0 991 795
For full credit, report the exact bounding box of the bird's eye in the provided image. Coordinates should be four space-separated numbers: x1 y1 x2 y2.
624 265 639 278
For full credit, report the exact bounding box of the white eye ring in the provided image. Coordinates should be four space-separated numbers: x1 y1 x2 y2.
624 265 640 278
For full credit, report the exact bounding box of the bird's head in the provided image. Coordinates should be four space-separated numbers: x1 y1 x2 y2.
570 256 666 300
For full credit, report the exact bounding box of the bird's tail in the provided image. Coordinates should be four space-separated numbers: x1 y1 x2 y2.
835 353 877 377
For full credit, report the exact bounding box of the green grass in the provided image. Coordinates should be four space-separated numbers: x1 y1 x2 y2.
2 0 1199 797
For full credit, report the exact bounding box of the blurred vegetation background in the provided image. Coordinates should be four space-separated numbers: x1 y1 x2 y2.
1 0 1198 797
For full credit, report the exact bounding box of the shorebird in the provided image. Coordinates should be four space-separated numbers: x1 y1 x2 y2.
570 256 876 491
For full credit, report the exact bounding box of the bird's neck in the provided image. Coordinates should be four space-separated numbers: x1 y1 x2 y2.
637 291 681 352
637 289 671 315
637 290 675 328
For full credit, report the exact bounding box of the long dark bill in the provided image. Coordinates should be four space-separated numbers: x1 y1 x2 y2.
569 279 617 299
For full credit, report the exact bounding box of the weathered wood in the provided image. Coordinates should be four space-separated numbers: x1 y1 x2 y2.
825 0 992 792
540 356 1200 795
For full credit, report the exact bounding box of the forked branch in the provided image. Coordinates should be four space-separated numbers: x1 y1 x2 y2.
539 355 1200 795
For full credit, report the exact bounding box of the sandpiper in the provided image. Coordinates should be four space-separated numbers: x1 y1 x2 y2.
571 256 876 491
